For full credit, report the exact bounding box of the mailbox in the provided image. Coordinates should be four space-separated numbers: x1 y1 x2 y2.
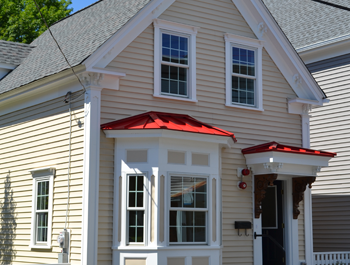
234 221 252 236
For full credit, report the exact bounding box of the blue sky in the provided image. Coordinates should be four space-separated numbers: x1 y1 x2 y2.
70 0 98 13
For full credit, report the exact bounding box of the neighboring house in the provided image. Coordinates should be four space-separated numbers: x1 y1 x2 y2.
263 0 350 259
0 1 337 265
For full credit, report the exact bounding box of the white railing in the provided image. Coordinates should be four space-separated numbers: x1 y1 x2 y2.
314 252 350 265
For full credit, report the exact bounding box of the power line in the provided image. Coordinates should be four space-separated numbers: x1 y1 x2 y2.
32 0 87 94
312 0 350 11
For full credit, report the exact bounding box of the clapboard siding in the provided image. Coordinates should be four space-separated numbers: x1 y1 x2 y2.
0 94 84 264
299 200 305 260
97 0 303 264
308 53 350 252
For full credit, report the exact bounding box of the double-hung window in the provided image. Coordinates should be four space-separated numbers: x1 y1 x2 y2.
161 33 189 97
225 33 263 111
29 167 54 249
127 175 145 244
154 19 199 102
169 176 207 244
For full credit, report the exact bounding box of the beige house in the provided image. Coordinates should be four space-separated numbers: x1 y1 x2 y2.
0 0 336 265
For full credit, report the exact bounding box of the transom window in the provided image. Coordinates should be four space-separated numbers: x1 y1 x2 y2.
161 33 189 97
231 46 256 106
169 176 207 244
127 175 145 244
36 181 49 243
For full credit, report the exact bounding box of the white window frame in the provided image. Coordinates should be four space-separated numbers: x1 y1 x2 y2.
29 167 55 249
153 18 199 102
225 33 264 111
126 174 148 246
168 173 209 245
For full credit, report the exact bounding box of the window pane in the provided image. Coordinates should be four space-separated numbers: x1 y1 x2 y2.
170 80 178 94
129 226 136 243
161 79 170 93
37 212 48 242
171 49 179 64
162 33 170 48
162 48 170 62
179 68 186 81
180 37 188 51
169 211 206 243
170 66 178 80
179 82 186 95
137 176 143 191
137 227 144 242
129 176 136 191
161 65 188 97
171 35 179 49
137 193 143 207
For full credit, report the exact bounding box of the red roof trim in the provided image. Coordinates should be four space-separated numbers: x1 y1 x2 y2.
101 111 237 142
242 141 336 157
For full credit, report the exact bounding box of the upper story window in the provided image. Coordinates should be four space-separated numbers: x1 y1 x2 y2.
225 33 264 111
161 33 189 97
169 176 207 244
29 167 55 249
154 19 199 102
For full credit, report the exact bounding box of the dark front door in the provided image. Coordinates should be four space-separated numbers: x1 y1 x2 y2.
262 180 285 265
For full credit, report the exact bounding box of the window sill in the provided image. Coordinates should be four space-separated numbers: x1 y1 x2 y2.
30 244 52 249
225 103 264 112
153 94 198 103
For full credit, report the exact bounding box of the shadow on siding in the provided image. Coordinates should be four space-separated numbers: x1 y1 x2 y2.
0 172 17 264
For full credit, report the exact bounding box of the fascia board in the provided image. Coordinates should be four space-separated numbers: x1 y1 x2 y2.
298 37 350 64
0 65 86 116
84 0 176 70
232 0 325 103
103 129 234 148
244 151 332 167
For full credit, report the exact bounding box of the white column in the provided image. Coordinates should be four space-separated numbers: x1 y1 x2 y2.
301 104 314 265
81 73 103 265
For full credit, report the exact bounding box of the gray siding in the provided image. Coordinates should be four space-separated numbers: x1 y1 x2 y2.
308 53 350 252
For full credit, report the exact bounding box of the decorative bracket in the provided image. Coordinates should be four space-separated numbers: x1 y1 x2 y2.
254 174 278 218
293 74 303 88
258 22 268 37
292 177 316 219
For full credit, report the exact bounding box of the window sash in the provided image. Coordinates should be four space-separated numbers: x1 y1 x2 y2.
127 175 145 244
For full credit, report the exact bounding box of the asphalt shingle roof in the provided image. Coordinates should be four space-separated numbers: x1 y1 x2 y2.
262 0 350 50
0 0 151 95
0 40 34 66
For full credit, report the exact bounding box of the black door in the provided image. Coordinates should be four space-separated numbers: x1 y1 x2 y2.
262 180 285 265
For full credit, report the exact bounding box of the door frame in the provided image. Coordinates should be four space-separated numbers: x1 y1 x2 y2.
253 175 299 265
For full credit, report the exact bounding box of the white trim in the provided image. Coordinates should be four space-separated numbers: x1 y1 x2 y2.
297 33 350 53
81 86 103 265
232 0 326 104
304 187 313 265
103 129 235 148
153 19 199 101
153 94 198 103
225 33 264 111
29 168 55 249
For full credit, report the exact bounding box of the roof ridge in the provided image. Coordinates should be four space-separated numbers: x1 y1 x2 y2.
0 40 35 48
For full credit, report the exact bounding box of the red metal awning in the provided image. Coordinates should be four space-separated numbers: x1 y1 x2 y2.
242 141 336 157
101 111 237 142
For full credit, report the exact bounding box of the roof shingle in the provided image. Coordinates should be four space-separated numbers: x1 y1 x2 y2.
0 0 151 94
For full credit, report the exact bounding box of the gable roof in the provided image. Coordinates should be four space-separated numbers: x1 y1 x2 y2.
262 0 350 52
101 111 237 142
242 141 336 157
0 40 34 66
0 0 151 95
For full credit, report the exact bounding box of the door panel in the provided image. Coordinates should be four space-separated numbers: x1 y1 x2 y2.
262 180 285 265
